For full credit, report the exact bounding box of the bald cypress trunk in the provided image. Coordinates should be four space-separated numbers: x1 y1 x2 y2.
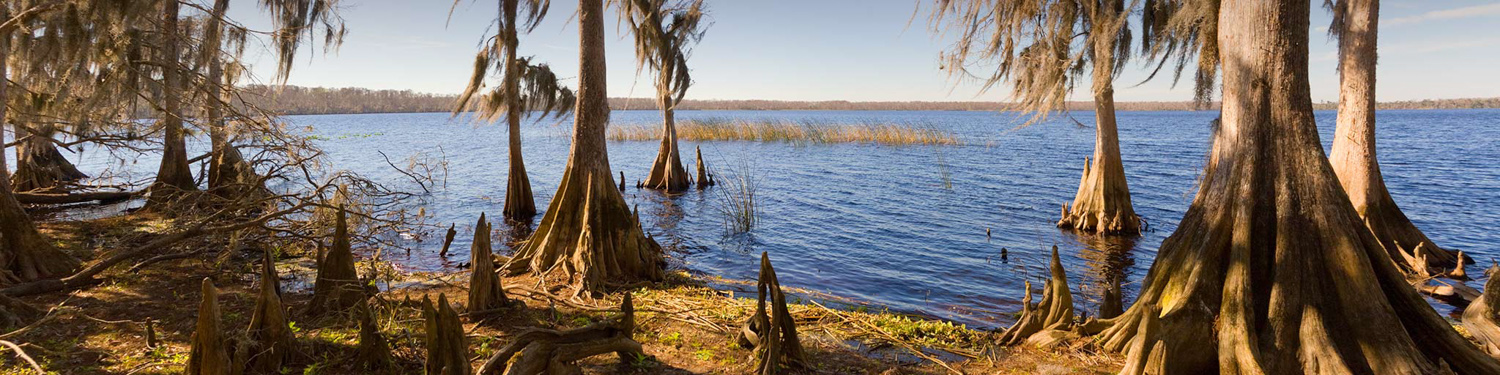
501 0 664 295
10 124 86 193
147 0 199 207
1094 0 1500 373
0 29 80 284
1058 18 1140 236
499 0 537 221
1327 0 1465 270
643 67 689 192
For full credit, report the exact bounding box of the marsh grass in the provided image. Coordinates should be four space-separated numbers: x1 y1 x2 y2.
713 161 759 235
608 118 962 146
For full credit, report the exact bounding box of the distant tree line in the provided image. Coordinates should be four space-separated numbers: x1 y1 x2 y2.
241 85 1500 115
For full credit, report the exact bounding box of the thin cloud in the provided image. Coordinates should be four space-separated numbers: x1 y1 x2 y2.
1385 3 1500 26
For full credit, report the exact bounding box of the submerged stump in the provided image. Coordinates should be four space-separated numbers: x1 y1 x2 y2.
306 207 366 317
424 294 471 375
694 146 714 188
997 246 1076 348
467 213 510 314
477 293 643 375
737 252 806 374
440 224 457 257
246 251 292 372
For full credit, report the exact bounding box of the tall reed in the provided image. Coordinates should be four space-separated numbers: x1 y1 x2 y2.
608 118 962 146
714 161 759 235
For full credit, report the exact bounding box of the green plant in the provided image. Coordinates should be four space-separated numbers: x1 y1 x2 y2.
714 161 759 235
694 349 714 361
661 331 683 346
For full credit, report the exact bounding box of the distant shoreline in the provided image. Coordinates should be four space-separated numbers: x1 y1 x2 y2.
244 85 1500 116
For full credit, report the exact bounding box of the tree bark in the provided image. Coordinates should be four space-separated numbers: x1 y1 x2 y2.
1327 0 1465 271
1091 1 1500 373
643 69 689 192
424 294 471 375
501 0 664 295
185 278 233 375
1462 265 1500 358
10 124 86 193
306 207 366 317
146 0 199 207
500 0 537 221
467 213 509 313
1057 18 1141 236
246 250 291 373
0 30 80 284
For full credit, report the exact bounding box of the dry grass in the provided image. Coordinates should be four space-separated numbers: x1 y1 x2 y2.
608 118 963 146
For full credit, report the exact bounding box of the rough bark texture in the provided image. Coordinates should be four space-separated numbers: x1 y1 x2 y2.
186 278 233 375
501 0 665 295
146 0 199 207
644 106 689 192
356 302 395 372
423 294 471 375
694 146 713 188
477 293 643 375
246 251 291 373
0 38 80 285
306 207 365 317
1057 30 1140 236
468 213 510 313
736 252 806 374
500 0 537 221
1092 1 1500 373
997 246 1076 347
1327 0 1465 271
10 125 86 193
1463 265 1500 358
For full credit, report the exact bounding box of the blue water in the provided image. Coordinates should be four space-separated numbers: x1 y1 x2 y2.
20 108 1500 329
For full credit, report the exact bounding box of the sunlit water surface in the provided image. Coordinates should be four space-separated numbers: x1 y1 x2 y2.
20 108 1500 329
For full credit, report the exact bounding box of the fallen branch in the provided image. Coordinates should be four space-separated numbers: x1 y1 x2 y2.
0 340 44 374
14 190 138 205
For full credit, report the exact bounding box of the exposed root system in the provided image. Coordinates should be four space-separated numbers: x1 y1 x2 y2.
737 252 806 374
477 293 643 374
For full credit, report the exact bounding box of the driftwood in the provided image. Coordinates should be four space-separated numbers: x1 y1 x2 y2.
997 246 1075 347
186 278 233 375
424 294 471 375
439 224 457 257
477 293 642 375
355 302 394 372
1463 264 1500 358
245 251 292 372
467 213 510 314
13 190 136 205
737 252 805 374
306 207 366 317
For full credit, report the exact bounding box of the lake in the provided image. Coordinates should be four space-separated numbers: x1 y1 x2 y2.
27 108 1500 329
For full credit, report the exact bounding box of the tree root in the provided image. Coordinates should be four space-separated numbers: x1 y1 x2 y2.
468 213 510 314
1057 156 1141 236
186 278 235 375
423 294 470 375
736 252 806 374
10 126 87 193
356 302 395 372
1462 264 1500 358
997 246 1076 348
245 250 292 372
477 293 642 375
694 146 714 188
306 206 366 317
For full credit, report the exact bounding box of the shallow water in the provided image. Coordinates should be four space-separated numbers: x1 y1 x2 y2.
20 108 1500 329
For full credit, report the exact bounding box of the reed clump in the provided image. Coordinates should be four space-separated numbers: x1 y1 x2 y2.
608 118 963 146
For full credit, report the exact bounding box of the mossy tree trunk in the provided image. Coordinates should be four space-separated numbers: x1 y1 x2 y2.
0 35 80 285
202 0 252 199
1326 0 1465 270
499 0 537 221
501 0 664 296
147 0 198 207
10 124 86 193
1058 15 1140 236
1093 1 1500 372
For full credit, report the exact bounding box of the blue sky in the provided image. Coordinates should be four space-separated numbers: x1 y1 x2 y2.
226 0 1500 102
